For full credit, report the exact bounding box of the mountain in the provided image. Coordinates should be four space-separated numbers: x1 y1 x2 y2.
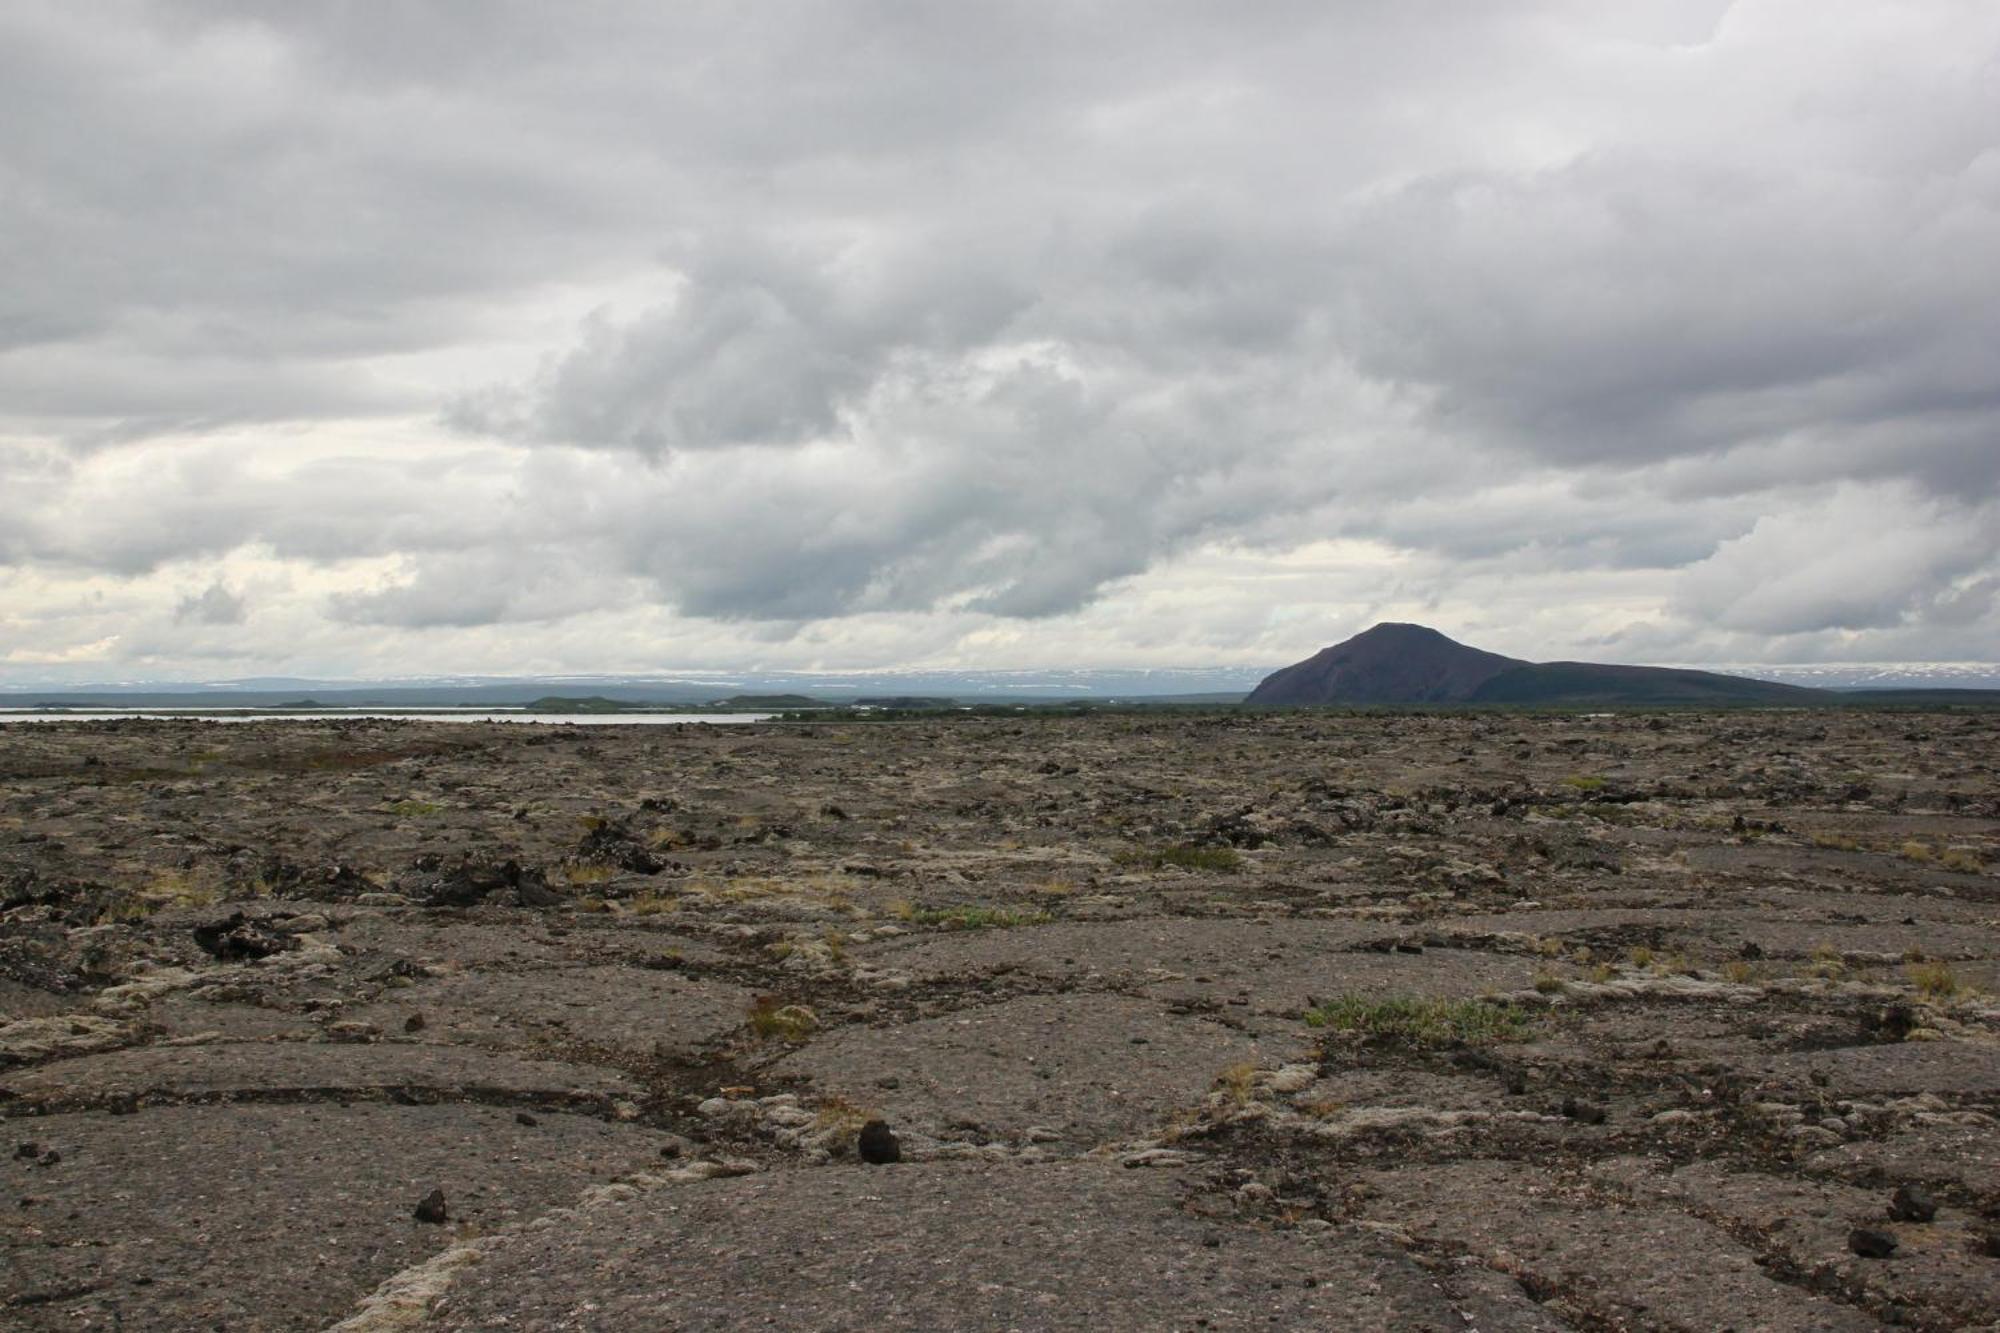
1247 624 1819 707
1244 623 1526 705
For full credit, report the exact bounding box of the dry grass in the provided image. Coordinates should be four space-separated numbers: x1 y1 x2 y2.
1115 843 1244 873
903 905 1050 930
1215 1061 1258 1104
1305 996 1530 1048
746 996 819 1042
1908 960 1959 998
812 1093 873 1138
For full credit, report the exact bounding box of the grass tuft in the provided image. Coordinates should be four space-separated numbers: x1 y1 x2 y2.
389 799 444 817
747 996 819 1042
1116 843 1244 873
1304 996 1529 1049
1908 960 1959 998
904 905 1051 930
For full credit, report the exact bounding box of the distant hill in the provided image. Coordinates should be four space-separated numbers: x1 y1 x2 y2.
1245 624 1525 705
1467 661 1819 705
1247 625 1819 707
522 695 635 713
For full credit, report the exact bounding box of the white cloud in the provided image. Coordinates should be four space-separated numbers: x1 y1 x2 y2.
0 1 1995 679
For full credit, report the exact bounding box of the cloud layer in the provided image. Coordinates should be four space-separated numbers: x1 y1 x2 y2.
2 1 1996 680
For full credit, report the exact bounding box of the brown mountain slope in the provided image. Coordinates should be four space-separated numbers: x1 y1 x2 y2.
1247 624 1825 706
1244 624 1525 706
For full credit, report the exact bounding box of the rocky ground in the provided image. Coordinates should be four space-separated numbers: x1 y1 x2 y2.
2 709 1998 1331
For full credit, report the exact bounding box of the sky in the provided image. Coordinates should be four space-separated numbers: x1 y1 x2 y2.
2 0 1997 684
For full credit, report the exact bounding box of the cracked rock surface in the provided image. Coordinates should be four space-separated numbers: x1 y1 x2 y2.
2 710 1998 1329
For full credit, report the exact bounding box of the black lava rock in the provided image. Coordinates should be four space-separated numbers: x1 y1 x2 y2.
1889 1185 1937 1223
192 912 295 962
857 1120 901 1165
413 1188 449 1224
1848 1227 1897 1258
1561 1097 1608 1125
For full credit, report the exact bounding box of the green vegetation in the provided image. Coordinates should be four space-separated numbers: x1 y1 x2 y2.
389 799 444 817
1115 842 1244 873
522 695 636 713
1304 996 1530 1048
1561 774 1606 791
899 905 1051 930
1908 960 1959 998
746 996 819 1041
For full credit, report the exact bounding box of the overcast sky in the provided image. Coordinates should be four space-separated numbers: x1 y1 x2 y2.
2 1 1996 683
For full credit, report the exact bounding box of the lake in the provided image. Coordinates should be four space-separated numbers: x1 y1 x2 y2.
0 710 778 725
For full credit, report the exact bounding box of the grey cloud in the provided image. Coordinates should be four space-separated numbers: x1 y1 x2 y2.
173 581 246 626
3 1 1997 671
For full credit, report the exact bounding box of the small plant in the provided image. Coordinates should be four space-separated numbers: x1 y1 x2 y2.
1807 944 1845 980
1532 969 1567 995
1939 847 1984 873
1216 1061 1258 1104
390 799 444 817
630 891 678 915
812 1093 872 1138
747 996 818 1042
101 868 223 921
1589 962 1616 983
1304 996 1529 1049
1723 960 1757 984
564 863 617 886
1116 843 1244 873
1909 960 1959 998
1628 946 1655 969
1561 775 1606 792
1899 841 1935 864
1810 832 1862 852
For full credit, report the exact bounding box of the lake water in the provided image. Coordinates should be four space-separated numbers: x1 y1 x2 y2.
0 711 778 726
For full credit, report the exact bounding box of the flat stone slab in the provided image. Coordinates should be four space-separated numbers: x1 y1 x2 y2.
1 1103 682 1331
1142 946 1541 1017
1753 1039 2000 1098
1593 1158 2000 1328
854 918 1389 986
427 1160 1563 1331
776 993 1283 1145
344 964 755 1057
1 1040 635 1107
1362 1160 1881 1332
858 918 1538 1015
331 913 737 971
1803 1121 2000 1198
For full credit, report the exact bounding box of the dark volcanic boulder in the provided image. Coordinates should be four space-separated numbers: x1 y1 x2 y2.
1246 624 1524 706
406 856 563 908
